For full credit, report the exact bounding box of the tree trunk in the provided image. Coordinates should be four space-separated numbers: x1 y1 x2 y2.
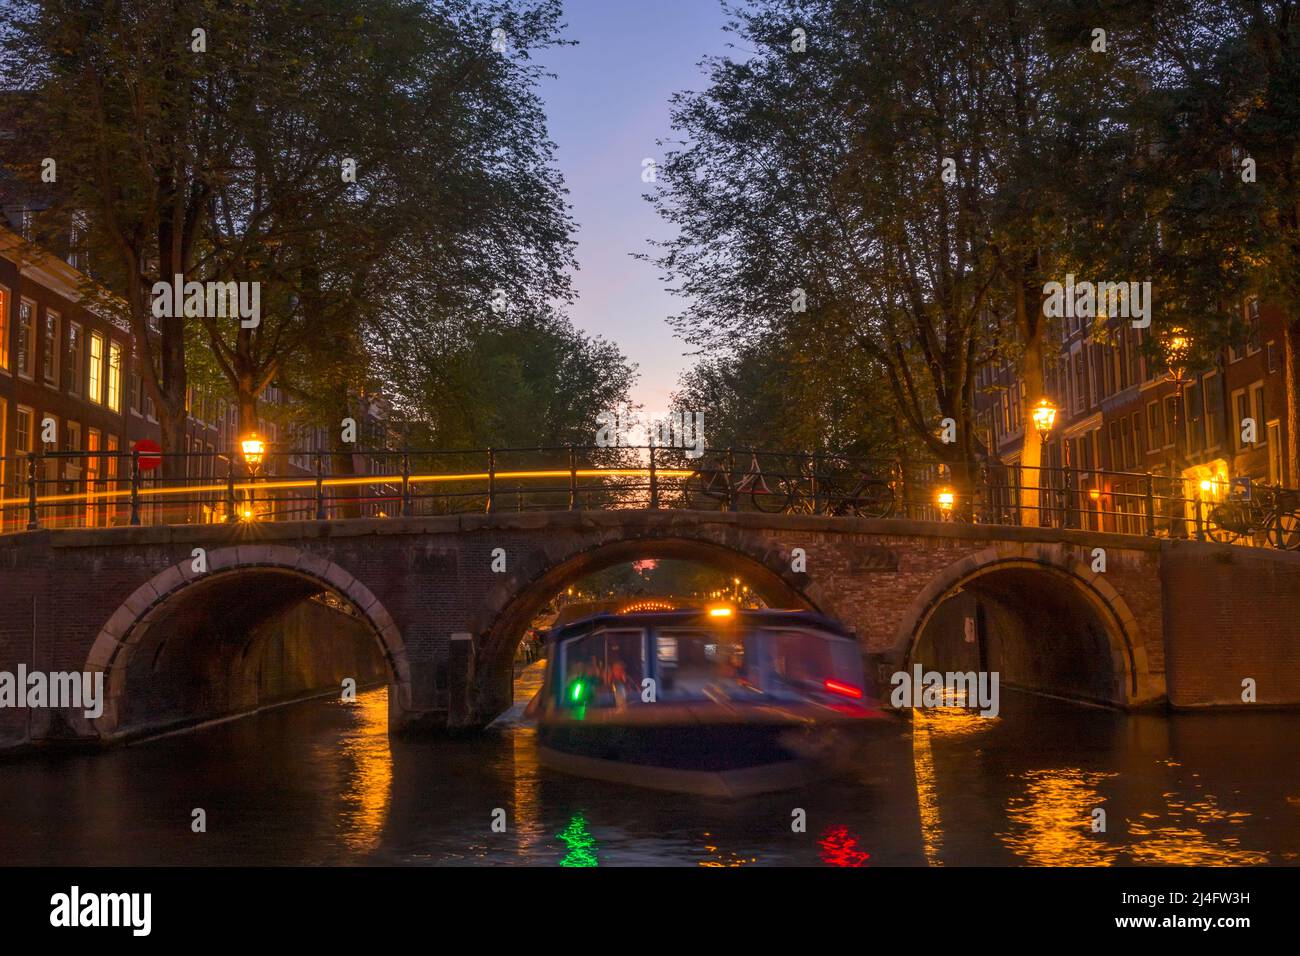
1286 322 1300 489
330 387 361 518
1017 312 1047 528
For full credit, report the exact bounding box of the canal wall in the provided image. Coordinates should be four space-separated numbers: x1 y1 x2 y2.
1161 542 1300 707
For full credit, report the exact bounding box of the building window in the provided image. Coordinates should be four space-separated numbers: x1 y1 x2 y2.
1146 401 1162 451
128 366 141 415
1184 378 1204 454
42 309 60 386
0 285 9 372
1202 371 1224 450
1267 421 1283 484
1266 341 1280 374
1163 396 1178 450
85 429 101 526
1251 383 1267 443
16 299 37 380
1232 388 1251 449
1092 344 1106 404
1073 350 1087 413
1245 298 1262 355
15 405 33 453
65 321 84 396
107 340 123 413
0 397 6 494
88 331 105 403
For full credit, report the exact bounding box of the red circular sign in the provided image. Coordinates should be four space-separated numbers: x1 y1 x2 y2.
133 439 163 472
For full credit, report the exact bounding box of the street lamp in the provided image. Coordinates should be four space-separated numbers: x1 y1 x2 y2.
240 433 266 473
1031 397 1058 440
936 486 955 516
1030 397 1073 527
240 433 266 521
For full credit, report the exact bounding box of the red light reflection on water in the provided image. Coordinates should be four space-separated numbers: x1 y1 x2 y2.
819 825 870 867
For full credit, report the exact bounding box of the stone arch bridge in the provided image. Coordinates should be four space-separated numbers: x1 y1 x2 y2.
2 510 1298 751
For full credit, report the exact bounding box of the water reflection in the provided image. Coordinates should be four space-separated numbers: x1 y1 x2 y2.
0 685 1295 866
326 690 392 853
998 769 1120 866
557 814 599 867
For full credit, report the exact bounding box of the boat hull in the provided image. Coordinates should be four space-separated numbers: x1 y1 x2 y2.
536 714 889 798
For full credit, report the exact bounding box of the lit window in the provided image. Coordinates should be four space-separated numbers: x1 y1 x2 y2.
107 340 123 413
16 300 36 379
66 322 84 396
0 285 9 372
88 332 104 403
42 310 60 385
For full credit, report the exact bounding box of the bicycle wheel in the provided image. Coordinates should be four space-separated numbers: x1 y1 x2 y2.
684 471 728 510
838 479 895 518
1205 508 1244 545
1270 494 1300 550
749 478 793 513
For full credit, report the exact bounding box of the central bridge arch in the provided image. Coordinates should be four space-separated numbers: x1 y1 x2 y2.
470 532 828 721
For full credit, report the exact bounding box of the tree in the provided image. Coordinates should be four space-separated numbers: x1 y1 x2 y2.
649 0 1137 513
1093 1 1300 485
0 0 577 474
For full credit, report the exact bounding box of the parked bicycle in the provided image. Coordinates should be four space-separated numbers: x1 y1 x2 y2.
1206 483 1300 550
684 453 895 518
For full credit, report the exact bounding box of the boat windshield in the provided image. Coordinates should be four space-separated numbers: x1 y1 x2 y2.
655 625 865 704
559 628 646 710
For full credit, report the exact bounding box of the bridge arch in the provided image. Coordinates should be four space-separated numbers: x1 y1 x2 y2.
894 545 1152 708
82 545 410 740
471 532 827 720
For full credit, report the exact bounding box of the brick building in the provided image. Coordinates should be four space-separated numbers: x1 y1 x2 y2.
977 298 1292 533
0 215 398 531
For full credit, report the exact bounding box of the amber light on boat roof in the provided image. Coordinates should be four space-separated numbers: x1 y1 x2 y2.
707 605 734 618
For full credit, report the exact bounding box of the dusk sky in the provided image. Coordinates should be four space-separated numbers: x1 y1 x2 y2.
537 0 734 413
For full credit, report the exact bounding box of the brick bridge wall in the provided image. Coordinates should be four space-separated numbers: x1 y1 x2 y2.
0 510 1297 751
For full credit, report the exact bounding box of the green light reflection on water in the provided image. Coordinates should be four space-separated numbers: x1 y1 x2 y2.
557 813 599 867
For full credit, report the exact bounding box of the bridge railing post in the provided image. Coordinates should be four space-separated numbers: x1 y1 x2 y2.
725 447 737 512
129 449 142 527
567 445 578 511
25 452 39 530
315 452 327 520
226 456 238 523
807 450 820 515
401 448 412 517
486 447 496 514
1194 492 1206 541
648 442 659 509
1144 473 1156 536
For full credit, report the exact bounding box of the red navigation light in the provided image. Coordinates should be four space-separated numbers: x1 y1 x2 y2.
823 678 864 700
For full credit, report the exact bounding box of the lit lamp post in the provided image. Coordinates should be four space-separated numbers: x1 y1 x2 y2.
1031 397 1069 527
1162 328 1192 537
936 486 955 519
240 433 265 520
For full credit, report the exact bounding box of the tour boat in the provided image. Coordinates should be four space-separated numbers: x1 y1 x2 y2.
530 606 890 798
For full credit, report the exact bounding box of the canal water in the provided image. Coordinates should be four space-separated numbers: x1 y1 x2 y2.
1 671 1297 866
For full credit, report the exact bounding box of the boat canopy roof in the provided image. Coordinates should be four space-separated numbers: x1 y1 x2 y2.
545 607 854 645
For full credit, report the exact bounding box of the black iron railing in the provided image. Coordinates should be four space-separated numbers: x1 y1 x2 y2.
0 445 1296 550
